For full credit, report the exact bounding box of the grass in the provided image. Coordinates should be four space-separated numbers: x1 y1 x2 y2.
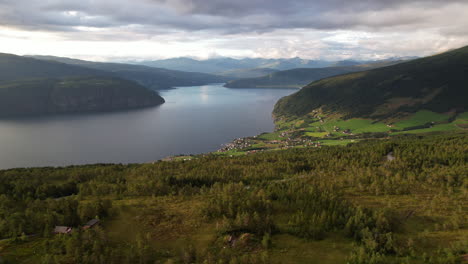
307 118 391 134
456 112 468 120
392 123 462 135
257 132 286 141
321 139 359 146
393 110 451 129
276 119 306 130
212 150 247 156
304 132 328 138
0 238 44 264
269 234 353 264
454 112 468 125
300 110 461 137
105 196 218 261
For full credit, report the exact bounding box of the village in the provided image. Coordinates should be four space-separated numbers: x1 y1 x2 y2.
217 132 323 155
217 137 254 153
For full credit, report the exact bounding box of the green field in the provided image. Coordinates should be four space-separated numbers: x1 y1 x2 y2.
304 132 328 138
320 139 360 146
393 110 450 129
215 111 467 156
257 132 286 141
392 123 462 135
298 110 464 136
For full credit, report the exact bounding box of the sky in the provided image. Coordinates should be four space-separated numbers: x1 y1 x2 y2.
1 0 467 61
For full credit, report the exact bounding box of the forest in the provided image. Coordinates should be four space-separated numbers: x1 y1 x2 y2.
0 132 466 263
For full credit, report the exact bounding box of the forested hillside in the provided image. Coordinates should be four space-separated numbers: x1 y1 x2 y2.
1 132 466 264
0 77 165 116
274 46 468 120
30 55 229 90
218 68 278 79
0 54 107 82
224 61 400 88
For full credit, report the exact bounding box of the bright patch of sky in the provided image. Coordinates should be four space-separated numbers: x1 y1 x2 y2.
0 0 467 61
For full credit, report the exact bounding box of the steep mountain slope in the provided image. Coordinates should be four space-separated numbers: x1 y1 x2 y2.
0 77 164 116
0 54 165 116
0 53 108 81
29 55 228 90
274 46 468 120
224 61 401 88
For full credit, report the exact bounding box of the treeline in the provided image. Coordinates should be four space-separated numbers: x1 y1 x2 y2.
0 132 466 263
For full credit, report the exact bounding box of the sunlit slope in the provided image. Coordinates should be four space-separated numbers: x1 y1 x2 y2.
274 46 468 119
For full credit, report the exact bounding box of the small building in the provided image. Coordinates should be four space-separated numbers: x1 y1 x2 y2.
83 219 100 230
54 226 72 234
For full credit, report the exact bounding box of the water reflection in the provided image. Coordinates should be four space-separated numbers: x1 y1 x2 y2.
0 84 296 169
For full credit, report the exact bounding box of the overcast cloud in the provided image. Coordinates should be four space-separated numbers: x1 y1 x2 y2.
0 0 467 60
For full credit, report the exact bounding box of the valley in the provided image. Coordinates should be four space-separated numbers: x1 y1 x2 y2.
1 0 468 263
0 45 466 264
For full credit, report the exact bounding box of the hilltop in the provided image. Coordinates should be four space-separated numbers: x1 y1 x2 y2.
273 46 468 120
134 56 409 75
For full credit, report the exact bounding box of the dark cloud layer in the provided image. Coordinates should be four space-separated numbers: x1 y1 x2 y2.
1 0 467 35
0 0 467 60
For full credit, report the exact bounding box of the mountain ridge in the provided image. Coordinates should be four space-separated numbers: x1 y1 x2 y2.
273 45 468 120
28 55 228 90
224 61 403 89
0 54 166 116
133 56 414 74
0 76 165 117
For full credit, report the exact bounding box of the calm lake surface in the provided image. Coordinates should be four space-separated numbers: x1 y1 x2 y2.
0 84 296 169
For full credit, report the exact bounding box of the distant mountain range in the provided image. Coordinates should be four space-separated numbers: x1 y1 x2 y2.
132 56 417 78
273 46 468 120
224 61 403 88
218 68 279 79
28 55 228 90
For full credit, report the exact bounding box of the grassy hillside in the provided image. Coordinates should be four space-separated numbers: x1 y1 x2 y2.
273 46 468 119
0 77 165 116
224 61 401 88
30 55 229 90
0 132 466 264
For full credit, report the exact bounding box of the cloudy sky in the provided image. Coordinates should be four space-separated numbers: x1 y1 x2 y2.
1 0 467 61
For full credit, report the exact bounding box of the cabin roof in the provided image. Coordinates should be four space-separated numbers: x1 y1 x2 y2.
85 219 100 227
54 226 72 233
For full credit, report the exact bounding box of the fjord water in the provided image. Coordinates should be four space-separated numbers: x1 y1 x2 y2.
0 84 296 169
